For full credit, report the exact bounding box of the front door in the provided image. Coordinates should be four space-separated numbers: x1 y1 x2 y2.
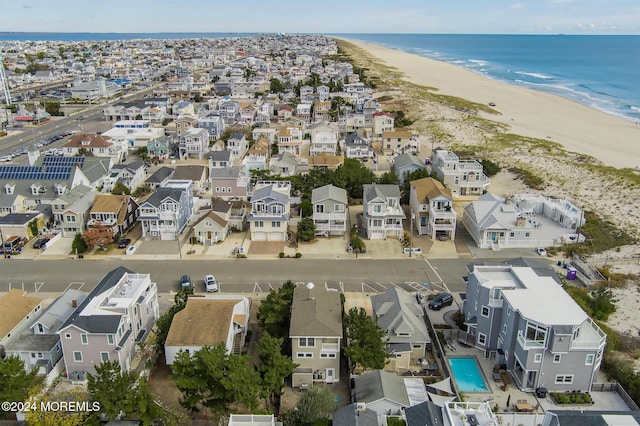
526 370 537 389
326 368 335 384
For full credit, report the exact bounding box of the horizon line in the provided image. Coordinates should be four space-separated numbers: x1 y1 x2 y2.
1 31 638 36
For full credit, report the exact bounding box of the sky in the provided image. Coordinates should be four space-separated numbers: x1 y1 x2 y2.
1 0 639 34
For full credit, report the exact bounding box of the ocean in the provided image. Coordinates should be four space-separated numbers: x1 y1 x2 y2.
330 34 640 123
1 32 638 122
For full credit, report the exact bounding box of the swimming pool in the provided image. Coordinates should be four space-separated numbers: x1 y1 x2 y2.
447 356 489 393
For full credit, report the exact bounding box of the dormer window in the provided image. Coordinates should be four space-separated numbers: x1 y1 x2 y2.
4 184 14 195
81 139 91 146
31 184 40 195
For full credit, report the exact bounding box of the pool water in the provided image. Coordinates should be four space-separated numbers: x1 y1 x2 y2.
447 357 489 392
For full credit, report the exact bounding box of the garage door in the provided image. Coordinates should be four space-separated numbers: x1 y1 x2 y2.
269 232 284 241
252 232 267 241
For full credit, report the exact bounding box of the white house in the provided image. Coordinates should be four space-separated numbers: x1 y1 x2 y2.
362 184 404 240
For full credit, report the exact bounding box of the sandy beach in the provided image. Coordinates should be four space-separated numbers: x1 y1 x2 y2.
344 39 640 170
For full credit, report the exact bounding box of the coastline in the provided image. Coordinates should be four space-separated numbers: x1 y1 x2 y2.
339 38 640 170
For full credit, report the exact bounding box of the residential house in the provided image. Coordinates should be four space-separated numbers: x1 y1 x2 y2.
174 115 198 138
431 150 490 197
352 370 429 425
463 263 606 392
372 112 394 138
295 103 312 123
277 105 293 123
219 99 240 124
164 295 250 364
393 154 426 184
172 165 208 193
144 166 175 190
316 85 330 101
227 132 249 162
371 288 431 373
228 414 282 426
309 122 339 156
276 126 303 158
101 120 164 150
308 153 343 170
462 193 583 249
242 137 270 171
172 100 195 117
269 152 297 177
5 289 86 375
311 184 348 237
362 184 404 240
344 113 368 135
332 404 378 426
409 177 456 240
137 180 194 240
290 283 342 388
0 186 29 215
102 160 146 193
146 138 171 160
192 210 229 245
238 103 256 124
382 130 419 156
70 78 119 101
63 133 127 162
248 181 291 241
87 194 139 237
210 167 251 201
313 100 331 123
252 127 277 145
50 185 98 237
0 212 45 241
198 112 225 141
178 127 209 160
0 289 43 354
57 267 160 380
209 150 232 169
343 132 373 159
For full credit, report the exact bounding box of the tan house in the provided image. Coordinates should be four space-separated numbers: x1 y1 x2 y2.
290 283 342 388
307 153 343 170
87 194 139 237
276 126 303 159
164 296 250 365
0 289 43 352
409 177 456 240
382 130 419 156
313 100 331 122
372 112 395 138
192 210 229 245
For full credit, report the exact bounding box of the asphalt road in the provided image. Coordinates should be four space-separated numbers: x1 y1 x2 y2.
0 257 536 296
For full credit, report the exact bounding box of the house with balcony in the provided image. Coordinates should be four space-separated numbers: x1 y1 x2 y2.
311 184 348 237
87 194 139 237
248 181 291 241
295 103 312 123
409 177 456 240
313 100 331 122
276 125 304 159
210 167 251 201
290 283 342 388
172 165 209 193
51 185 98 237
382 131 419 156
57 267 160 381
277 105 293 123
309 122 339 156
463 263 606 392
372 112 395 138
269 152 298 177
462 193 584 250
174 115 198 138
146 138 171 160
164 295 250 365
102 160 146 193
178 127 209 160
362 184 405 240
308 153 344 170
432 150 490 198
344 113 368 135
343 132 373 159
371 288 431 374
198 112 225 141
227 132 249 162
101 120 164 151
137 180 194 240
219 99 240 124
242 137 270 171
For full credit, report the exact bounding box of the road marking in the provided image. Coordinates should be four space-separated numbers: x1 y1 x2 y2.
253 282 262 293
34 282 44 292
64 282 85 292
423 259 451 293
361 282 381 293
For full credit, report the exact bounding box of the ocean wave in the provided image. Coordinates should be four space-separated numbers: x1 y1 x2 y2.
468 59 487 66
513 71 554 80
631 106 640 113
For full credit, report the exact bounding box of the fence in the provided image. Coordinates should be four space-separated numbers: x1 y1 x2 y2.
592 382 639 410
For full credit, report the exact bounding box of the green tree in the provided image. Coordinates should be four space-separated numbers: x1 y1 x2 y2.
72 232 88 254
220 354 262 412
112 182 131 195
590 285 617 320
132 184 152 198
87 360 138 421
270 78 285 93
299 198 313 218
24 383 96 426
400 168 431 204
0 357 43 420
377 169 399 185
132 379 164 426
257 280 296 340
297 217 316 242
350 233 366 257
480 159 501 177
283 387 335 426
154 289 189 353
343 307 389 373
335 158 376 199
257 333 297 404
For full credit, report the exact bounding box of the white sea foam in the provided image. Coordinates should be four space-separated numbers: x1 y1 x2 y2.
514 71 554 80
468 59 486 65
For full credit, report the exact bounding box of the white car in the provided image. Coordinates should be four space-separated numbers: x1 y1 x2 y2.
536 248 547 257
204 275 218 292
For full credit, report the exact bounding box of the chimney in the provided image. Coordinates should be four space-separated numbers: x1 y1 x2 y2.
71 299 77 308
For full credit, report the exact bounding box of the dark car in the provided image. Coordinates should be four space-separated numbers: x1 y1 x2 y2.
180 274 192 290
33 238 50 249
428 293 454 310
118 238 132 248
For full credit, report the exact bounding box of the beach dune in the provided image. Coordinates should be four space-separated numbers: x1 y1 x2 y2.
345 40 640 169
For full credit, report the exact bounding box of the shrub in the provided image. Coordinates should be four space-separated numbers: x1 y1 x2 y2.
279 252 285 258
295 252 302 258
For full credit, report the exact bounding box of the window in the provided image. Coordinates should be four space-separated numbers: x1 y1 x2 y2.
507 306 512 316
481 306 490 318
334 204 344 212
272 221 281 227
320 353 337 358
299 337 315 348
65 333 72 339
81 334 88 345
477 333 487 346
509 232 515 237
586 354 595 365
555 374 573 384
525 323 547 344
73 351 83 362
107 334 115 345
534 353 542 363
373 219 382 227
413 344 422 349
227 187 231 192
553 354 562 363
37 324 44 333
315 204 324 213
55 345 60 352
525 232 530 238
100 352 110 362
296 353 313 358
255 221 264 227
373 205 382 213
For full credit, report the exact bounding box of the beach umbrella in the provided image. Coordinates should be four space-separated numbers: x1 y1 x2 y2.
506 394 511 409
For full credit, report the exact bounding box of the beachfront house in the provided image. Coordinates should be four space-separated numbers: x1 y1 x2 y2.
409 177 456 240
431 149 490 198
382 130 419 156
342 132 373 160
463 263 606 392
362 184 404 240
462 193 584 249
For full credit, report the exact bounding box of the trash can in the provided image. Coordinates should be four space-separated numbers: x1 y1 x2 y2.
536 387 548 398
566 267 577 280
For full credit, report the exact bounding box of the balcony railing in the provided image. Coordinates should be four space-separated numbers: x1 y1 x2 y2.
314 212 347 221
432 210 457 221
488 297 503 308
322 342 339 351
517 333 545 349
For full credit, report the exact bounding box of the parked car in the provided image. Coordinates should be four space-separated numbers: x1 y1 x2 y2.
428 293 454 310
204 275 218 292
118 238 132 248
33 238 50 249
180 274 192 290
536 247 547 257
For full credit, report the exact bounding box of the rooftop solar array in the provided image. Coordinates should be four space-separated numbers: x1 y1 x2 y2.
0 165 72 180
42 156 86 167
